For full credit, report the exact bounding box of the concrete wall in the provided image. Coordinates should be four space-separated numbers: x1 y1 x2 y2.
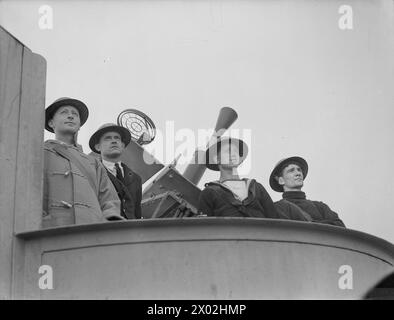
0 26 46 299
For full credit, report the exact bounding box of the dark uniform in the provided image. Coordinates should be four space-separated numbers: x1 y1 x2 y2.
198 179 287 219
269 156 346 227
105 162 142 219
275 191 345 227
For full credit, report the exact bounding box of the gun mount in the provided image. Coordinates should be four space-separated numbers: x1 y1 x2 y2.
114 105 238 219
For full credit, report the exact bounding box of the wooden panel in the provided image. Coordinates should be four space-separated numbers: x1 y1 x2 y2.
0 26 23 299
0 26 46 299
20 240 43 300
14 47 46 232
11 46 46 299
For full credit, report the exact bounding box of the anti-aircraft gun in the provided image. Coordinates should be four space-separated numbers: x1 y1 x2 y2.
113 107 238 219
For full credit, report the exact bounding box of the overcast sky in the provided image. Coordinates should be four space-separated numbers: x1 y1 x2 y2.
1 0 393 243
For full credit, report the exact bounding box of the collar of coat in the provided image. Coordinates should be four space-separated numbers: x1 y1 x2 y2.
204 178 254 201
283 191 307 200
102 159 123 175
45 139 84 153
102 160 137 185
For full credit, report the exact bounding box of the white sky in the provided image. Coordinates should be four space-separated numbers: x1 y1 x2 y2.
1 0 393 243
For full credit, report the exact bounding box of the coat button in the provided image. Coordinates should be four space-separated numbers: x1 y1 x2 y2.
64 171 70 177
61 201 73 208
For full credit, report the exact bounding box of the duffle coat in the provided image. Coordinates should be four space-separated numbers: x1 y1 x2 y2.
42 140 122 227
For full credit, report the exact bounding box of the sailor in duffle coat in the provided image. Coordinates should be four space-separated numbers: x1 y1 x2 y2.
42 97 123 227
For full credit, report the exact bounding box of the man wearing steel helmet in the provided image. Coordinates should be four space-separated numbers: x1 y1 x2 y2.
269 156 345 227
89 123 142 219
43 97 124 227
198 137 284 219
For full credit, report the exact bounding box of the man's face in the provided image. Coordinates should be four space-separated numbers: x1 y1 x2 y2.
48 106 81 134
95 131 125 160
277 163 304 191
215 143 241 169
